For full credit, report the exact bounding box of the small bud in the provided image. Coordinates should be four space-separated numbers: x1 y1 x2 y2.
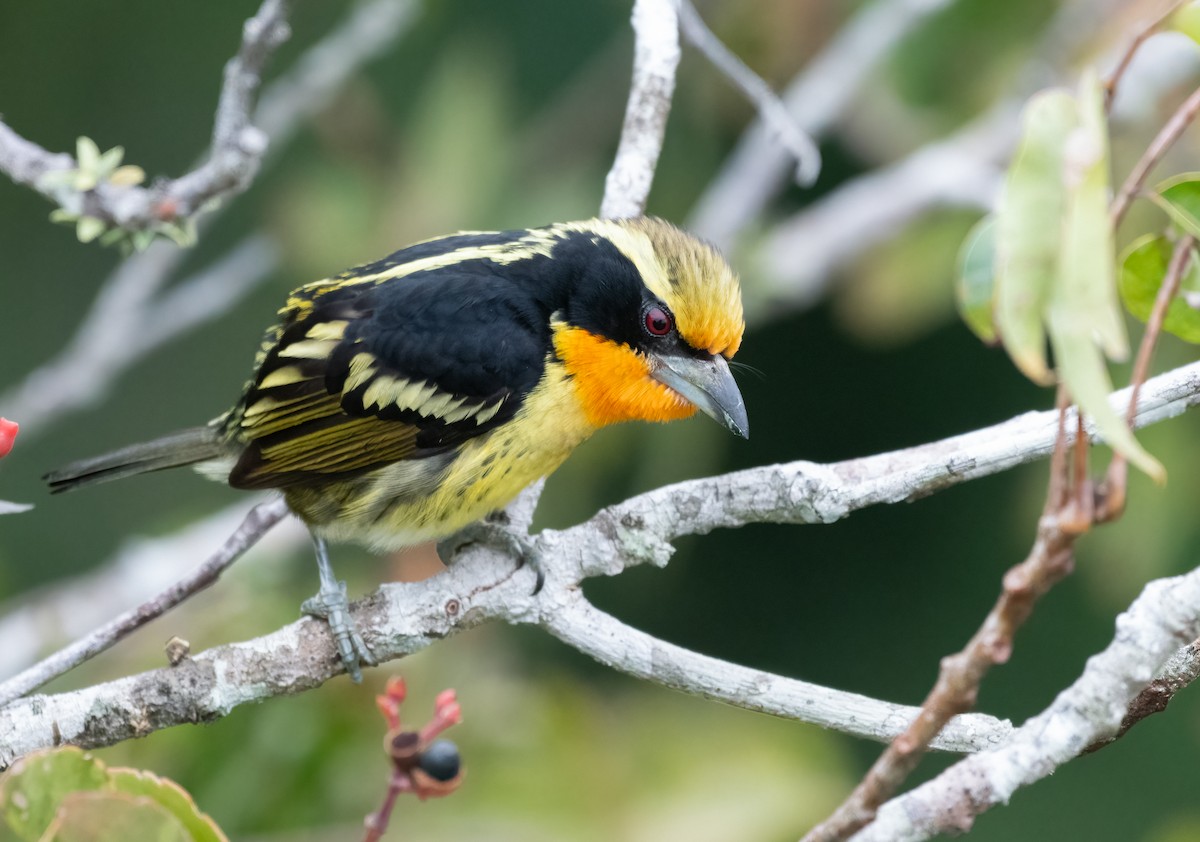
165 636 191 666
0 418 18 459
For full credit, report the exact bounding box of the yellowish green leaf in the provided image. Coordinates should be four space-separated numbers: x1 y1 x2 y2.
75 217 105 244
1171 1 1200 44
994 88 1078 384
74 137 100 174
108 165 145 187
1119 234 1200 343
956 215 998 343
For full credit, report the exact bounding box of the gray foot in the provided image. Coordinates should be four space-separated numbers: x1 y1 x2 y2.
305 534 376 682
301 578 376 682
437 517 542 593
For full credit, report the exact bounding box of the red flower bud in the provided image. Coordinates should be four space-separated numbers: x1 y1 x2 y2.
0 418 18 459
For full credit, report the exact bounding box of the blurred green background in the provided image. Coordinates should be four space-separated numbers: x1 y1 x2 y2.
3 0 1200 839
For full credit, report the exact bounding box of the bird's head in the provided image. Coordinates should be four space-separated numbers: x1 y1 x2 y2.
550 217 748 438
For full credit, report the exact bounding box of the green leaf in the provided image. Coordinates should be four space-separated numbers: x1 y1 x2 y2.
1048 71 1160 479
160 219 197 249
1150 172 1200 238
132 230 157 252
97 228 127 248
0 748 108 841
106 770 226 842
994 88 1078 384
41 792 190 842
1052 69 1127 361
95 145 125 177
1119 234 1200 343
1048 309 1165 482
956 215 998 343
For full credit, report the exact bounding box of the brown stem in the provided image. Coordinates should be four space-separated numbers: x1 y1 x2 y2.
802 478 1079 841
1101 234 1194 521
1103 0 1188 110
1111 84 1200 230
1129 235 1195 418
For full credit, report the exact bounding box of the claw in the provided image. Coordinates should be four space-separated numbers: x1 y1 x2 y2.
436 519 541 593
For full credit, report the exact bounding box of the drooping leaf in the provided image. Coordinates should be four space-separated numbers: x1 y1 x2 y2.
994 88 1078 384
1047 311 1165 482
1119 234 1200 343
41 792 190 842
1048 71 1161 481
956 215 998 343
1053 69 1126 361
1151 172 1200 239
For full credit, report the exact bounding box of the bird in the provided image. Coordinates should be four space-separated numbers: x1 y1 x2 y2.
45 217 748 680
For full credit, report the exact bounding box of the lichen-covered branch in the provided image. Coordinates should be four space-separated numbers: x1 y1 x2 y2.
0 0 420 437
853 568 1200 842
2 360 1198 766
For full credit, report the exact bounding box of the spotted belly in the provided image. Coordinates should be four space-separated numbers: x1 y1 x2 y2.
285 361 595 551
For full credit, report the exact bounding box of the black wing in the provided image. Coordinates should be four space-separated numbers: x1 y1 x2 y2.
226 262 551 489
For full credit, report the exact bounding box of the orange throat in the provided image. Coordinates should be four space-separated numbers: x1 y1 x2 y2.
553 325 696 428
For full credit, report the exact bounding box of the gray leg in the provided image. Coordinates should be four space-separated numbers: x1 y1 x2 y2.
300 534 376 682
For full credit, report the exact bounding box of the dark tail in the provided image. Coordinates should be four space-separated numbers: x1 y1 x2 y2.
45 427 225 493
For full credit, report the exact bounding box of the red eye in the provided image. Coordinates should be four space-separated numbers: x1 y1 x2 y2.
644 306 672 336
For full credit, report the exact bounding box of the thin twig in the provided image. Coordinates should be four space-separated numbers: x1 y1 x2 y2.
1103 235 1196 519
0 0 291 231
1103 0 1188 109
1111 83 1200 230
1130 235 1195 419
600 0 681 219
0 499 288 707
0 501 308 679
676 0 820 186
1 0 419 440
0 238 276 431
688 0 956 249
539 597 1012 753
